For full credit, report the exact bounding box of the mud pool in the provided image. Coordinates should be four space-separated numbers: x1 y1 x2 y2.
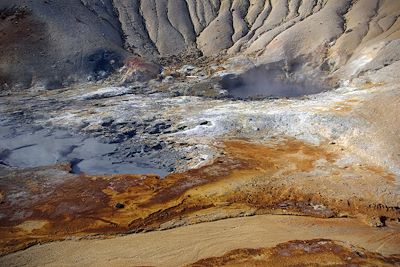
0 125 169 177
220 65 329 99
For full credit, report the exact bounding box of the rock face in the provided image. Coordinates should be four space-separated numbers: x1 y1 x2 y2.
1 0 399 89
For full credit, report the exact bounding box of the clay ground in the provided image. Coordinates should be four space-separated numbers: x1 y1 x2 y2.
0 81 399 266
1 215 400 267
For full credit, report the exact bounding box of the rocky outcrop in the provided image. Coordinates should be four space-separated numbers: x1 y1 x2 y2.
1 0 399 89
188 239 400 266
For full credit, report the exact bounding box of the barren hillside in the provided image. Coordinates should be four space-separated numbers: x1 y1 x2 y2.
1 0 400 88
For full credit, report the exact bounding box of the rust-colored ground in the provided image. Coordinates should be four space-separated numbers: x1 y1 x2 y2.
188 239 400 267
0 139 399 255
2 215 399 266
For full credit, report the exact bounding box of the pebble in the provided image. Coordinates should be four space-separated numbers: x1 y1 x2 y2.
115 203 125 209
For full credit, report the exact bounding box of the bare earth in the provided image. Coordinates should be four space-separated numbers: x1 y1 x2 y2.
1 215 399 267
0 0 400 266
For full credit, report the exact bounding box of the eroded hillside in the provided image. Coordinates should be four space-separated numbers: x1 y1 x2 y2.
1 0 400 88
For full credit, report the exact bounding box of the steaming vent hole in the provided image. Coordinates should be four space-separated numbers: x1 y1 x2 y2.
220 64 329 100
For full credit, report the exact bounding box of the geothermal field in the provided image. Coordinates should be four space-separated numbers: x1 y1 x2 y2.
0 0 400 266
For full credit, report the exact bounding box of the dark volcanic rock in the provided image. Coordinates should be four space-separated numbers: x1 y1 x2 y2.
148 122 171 135
115 203 125 209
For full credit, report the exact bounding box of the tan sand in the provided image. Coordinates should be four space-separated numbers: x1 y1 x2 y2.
1 214 399 267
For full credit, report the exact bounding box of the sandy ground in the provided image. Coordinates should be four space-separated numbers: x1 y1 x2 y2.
1 214 399 267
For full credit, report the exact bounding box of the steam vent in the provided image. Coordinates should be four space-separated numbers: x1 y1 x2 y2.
1 0 400 266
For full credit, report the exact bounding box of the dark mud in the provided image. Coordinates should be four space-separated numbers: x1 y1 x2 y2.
0 126 169 176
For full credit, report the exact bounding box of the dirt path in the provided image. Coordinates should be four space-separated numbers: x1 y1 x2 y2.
1 214 399 267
